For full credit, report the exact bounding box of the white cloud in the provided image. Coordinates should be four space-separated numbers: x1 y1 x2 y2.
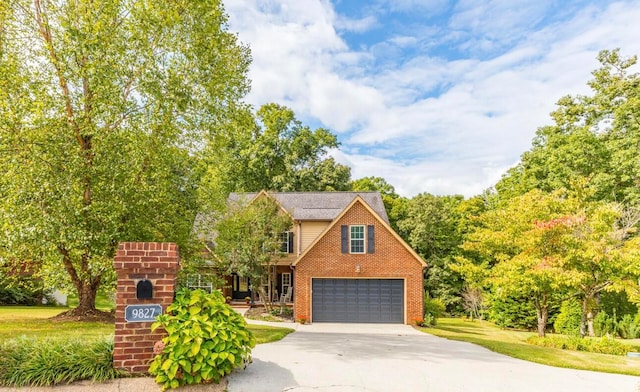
227 0 640 197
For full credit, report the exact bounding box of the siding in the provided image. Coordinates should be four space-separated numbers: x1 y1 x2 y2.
300 221 330 252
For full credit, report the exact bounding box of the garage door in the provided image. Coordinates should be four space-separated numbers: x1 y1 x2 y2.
312 279 404 323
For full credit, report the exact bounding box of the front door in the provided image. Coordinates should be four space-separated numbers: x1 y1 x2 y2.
232 275 251 300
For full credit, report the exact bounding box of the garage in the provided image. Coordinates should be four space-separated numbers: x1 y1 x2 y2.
311 278 404 323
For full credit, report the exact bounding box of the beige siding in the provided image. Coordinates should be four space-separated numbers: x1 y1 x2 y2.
300 221 330 252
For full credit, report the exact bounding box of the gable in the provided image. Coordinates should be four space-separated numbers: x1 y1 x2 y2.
293 196 426 268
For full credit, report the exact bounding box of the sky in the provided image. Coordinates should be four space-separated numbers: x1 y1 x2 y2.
225 0 640 198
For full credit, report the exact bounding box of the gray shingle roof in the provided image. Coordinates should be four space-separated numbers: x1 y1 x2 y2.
229 192 389 223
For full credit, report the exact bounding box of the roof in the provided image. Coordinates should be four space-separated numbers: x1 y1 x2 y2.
229 191 390 224
292 195 426 267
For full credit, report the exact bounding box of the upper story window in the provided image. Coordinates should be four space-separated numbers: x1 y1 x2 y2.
341 224 375 254
350 225 365 254
280 231 294 253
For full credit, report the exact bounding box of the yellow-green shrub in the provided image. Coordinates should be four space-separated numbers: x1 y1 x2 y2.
149 289 255 390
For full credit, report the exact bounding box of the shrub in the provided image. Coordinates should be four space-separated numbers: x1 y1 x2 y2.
424 296 445 326
526 335 632 356
617 313 640 339
594 310 617 337
554 299 582 335
149 289 255 390
0 337 121 387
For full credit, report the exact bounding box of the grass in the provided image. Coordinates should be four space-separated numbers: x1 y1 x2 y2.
0 306 114 340
247 323 295 344
421 318 640 376
0 305 293 344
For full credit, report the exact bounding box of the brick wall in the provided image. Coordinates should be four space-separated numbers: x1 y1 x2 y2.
294 200 425 324
113 242 180 374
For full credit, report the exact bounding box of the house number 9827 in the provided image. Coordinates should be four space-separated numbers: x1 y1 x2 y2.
124 304 162 322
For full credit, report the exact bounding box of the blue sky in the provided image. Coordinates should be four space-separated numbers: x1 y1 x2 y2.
225 0 640 197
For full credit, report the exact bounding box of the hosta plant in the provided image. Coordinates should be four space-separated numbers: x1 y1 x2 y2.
149 289 255 390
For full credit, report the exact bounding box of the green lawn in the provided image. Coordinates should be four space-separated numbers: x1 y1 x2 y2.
421 318 640 376
0 306 292 344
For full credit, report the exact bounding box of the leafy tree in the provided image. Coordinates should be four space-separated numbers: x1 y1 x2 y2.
396 193 466 311
0 0 250 316
204 103 351 196
212 196 292 311
562 202 640 336
457 190 576 336
350 176 400 228
496 49 640 205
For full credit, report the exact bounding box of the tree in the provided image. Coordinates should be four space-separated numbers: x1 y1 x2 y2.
456 190 576 336
212 196 292 311
0 0 250 316
204 103 351 196
495 49 640 205
396 193 466 311
350 176 400 227
561 203 640 336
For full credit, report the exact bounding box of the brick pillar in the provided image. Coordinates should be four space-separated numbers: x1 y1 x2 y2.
113 242 180 374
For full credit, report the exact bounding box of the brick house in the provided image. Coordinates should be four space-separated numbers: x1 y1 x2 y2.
220 191 426 324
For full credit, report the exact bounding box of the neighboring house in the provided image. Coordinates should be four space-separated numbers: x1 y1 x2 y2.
219 190 427 324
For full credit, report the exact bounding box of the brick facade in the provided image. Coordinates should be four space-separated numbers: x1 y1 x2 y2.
293 200 425 324
113 242 180 374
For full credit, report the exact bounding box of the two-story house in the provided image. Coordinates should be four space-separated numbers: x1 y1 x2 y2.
222 190 426 324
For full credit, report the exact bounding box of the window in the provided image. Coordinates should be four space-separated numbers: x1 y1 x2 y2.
350 225 365 254
280 231 293 253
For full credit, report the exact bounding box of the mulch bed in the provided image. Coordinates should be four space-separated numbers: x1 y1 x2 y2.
245 305 294 322
50 308 115 323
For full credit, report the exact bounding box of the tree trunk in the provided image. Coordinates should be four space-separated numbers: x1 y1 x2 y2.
580 297 589 338
75 283 98 314
536 306 548 337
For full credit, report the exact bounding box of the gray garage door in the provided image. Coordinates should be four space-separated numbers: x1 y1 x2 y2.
312 278 404 323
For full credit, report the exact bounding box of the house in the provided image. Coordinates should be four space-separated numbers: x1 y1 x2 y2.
220 191 427 324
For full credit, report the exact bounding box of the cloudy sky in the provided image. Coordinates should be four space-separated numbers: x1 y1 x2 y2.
225 0 640 198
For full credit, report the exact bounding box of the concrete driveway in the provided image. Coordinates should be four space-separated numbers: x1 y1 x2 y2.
228 323 640 392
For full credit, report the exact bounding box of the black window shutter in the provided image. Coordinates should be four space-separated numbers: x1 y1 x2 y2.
367 225 375 254
341 225 348 254
288 232 294 253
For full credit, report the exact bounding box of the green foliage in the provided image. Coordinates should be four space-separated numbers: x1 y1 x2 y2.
616 314 640 339
488 294 545 330
204 103 351 196
526 335 633 356
149 289 255 390
424 296 445 326
397 193 467 311
594 311 617 337
0 337 121 387
212 195 293 310
496 49 640 206
554 299 582 335
0 0 250 313
0 270 54 305
599 291 638 320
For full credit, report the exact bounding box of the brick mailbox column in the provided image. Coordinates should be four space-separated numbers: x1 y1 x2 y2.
113 242 180 374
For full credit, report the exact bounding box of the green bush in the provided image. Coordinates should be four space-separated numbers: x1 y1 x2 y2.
617 314 640 339
424 296 445 326
594 310 617 337
526 335 632 356
0 337 121 386
554 299 582 335
149 289 255 390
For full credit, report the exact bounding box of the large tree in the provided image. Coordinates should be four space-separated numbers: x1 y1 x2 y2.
496 49 640 205
203 103 351 196
0 0 250 316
